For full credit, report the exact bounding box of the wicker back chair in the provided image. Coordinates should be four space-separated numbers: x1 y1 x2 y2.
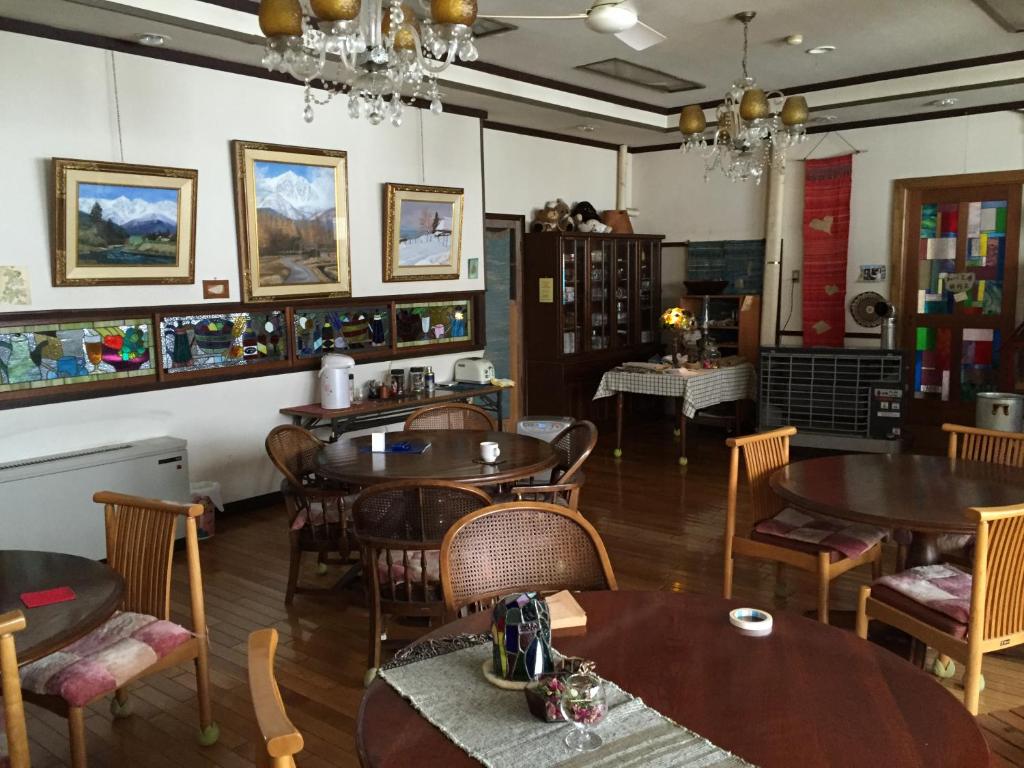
944 422 1024 466
440 502 617 616
21 492 218 768
248 629 303 768
352 481 492 670
1 610 29 768
724 428 883 624
858 503 1024 714
507 421 597 509
403 403 496 431
266 425 356 604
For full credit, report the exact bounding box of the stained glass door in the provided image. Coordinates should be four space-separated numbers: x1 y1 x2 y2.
900 179 1021 429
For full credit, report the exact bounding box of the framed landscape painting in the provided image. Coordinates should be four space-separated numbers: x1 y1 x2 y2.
53 158 197 286
232 140 351 303
383 183 464 282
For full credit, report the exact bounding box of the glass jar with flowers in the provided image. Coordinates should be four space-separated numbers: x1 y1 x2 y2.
661 307 696 368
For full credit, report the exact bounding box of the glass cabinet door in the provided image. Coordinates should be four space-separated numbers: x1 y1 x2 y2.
561 238 582 355
588 240 611 351
613 240 634 347
638 241 655 343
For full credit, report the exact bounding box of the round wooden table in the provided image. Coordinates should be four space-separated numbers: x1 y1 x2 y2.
770 454 1024 566
357 591 990 767
316 430 557 487
0 550 124 665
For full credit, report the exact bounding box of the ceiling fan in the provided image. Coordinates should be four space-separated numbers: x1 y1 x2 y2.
477 1 668 51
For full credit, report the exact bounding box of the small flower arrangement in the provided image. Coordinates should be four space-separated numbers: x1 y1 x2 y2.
660 307 695 367
523 657 586 723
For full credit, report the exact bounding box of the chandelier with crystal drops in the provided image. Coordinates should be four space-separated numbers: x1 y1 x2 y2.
677 11 808 183
257 0 479 126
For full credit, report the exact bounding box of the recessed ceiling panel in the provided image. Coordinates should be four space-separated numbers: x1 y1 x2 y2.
576 58 702 93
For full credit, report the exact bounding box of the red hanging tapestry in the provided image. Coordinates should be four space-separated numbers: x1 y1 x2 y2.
802 154 852 347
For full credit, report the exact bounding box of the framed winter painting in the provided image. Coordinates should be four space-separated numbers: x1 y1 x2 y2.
383 183 464 282
232 140 351 302
52 158 197 286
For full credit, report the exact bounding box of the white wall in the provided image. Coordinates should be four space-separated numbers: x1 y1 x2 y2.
634 111 1024 338
0 31 486 501
482 129 618 222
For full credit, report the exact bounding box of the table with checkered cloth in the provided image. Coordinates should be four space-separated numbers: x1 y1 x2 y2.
593 363 756 418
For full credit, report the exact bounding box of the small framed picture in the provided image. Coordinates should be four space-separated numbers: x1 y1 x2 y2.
52 158 197 286
202 279 230 299
467 258 479 280
232 140 351 302
383 183 464 282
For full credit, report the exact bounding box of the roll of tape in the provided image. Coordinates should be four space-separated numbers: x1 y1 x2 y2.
729 607 773 636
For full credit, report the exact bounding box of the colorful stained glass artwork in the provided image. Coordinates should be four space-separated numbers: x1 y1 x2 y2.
294 306 389 359
939 203 958 236
490 593 553 683
920 204 938 238
961 328 1001 402
394 300 471 348
915 327 952 400
160 312 287 374
0 318 154 392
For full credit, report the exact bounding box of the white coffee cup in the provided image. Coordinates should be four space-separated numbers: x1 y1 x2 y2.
480 441 501 464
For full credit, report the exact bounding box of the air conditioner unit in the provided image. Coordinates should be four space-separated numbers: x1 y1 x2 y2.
0 437 190 560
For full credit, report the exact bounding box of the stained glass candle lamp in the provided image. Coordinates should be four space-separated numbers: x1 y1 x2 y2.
491 593 554 683
661 307 695 367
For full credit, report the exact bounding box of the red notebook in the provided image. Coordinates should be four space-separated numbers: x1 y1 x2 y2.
21 586 76 608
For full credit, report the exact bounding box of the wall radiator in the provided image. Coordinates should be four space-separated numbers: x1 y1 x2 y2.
759 347 904 452
0 437 190 560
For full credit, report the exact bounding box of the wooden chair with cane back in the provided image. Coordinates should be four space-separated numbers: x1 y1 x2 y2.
505 420 598 509
248 628 303 768
403 403 496 431
266 425 359 604
1 610 29 768
18 492 218 768
724 427 886 624
351 480 492 673
857 503 1024 715
440 501 617 617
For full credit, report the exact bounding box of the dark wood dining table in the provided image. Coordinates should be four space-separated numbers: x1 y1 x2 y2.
0 550 124 665
770 453 1024 566
357 590 990 767
316 429 557 487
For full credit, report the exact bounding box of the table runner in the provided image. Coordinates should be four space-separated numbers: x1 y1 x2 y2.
380 635 753 768
592 364 756 419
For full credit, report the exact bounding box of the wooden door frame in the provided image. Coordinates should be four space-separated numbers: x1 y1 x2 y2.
484 213 526 429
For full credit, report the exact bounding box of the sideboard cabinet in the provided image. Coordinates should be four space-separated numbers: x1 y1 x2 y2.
523 232 663 419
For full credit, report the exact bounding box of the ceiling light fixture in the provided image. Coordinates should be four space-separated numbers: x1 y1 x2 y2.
136 33 168 46
784 33 803 45
677 11 808 184
257 0 479 127
806 44 836 55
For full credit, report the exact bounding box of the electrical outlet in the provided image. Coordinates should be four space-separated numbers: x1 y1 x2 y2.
792 269 800 283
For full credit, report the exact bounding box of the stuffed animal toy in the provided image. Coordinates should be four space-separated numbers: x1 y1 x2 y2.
574 214 612 233
553 199 575 232
531 202 561 232
572 201 601 223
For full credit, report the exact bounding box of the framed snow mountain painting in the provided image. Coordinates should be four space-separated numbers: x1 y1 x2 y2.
383 183 464 282
52 158 197 286
232 140 351 302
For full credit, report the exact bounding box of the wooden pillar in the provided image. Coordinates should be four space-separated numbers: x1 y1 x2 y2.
760 148 786 347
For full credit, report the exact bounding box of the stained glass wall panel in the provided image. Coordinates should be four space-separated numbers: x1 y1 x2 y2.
914 326 952 400
394 300 472 349
962 200 1007 316
160 312 287 374
0 318 154 392
294 307 389 359
961 328 1001 402
917 202 957 315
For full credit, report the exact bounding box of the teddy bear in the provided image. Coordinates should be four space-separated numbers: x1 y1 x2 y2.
531 199 576 233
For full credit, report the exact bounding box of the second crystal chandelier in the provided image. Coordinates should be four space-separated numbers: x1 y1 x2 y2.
257 0 479 126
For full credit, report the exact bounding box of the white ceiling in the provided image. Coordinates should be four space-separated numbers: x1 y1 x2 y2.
0 0 1021 148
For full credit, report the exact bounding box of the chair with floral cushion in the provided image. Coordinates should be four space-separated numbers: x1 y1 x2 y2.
440 501 617 617
1 610 29 768
352 480 492 674
723 427 886 624
248 628 303 768
266 425 360 604
403 403 496 431
19 492 218 768
857 502 1024 715
503 421 598 509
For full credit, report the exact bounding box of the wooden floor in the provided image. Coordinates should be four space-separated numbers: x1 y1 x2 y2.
20 416 1024 766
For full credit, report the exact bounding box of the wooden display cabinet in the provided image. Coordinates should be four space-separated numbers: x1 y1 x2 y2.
523 232 663 419
678 294 761 364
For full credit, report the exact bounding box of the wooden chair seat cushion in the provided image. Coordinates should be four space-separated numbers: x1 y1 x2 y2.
872 564 972 629
752 508 886 560
290 496 357 531
19 611 192 707
378 549 440 587
937 533 975 560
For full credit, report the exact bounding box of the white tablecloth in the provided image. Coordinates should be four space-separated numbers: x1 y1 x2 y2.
593 364 756 419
